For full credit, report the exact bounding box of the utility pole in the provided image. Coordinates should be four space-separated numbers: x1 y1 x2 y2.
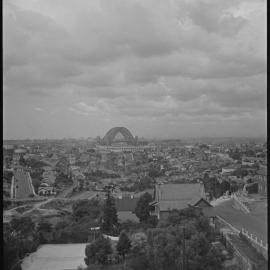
183 227 186 270
179 226 186 270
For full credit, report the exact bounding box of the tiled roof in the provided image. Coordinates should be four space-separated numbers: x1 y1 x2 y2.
155 183 205 211
118 211 139 222
115 197 139 212
158 183 204 200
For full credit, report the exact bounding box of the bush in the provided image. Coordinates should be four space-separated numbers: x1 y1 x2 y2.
85 236 113 265
72 199 101 222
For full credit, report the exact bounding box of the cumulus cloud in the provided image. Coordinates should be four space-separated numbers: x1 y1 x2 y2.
3 0 266 138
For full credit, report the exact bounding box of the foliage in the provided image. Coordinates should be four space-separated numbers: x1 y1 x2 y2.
137 176 155 191
147 221 224 270
128 254 149 270
52 219 96 243
38 221 52 232
127 232 149 270
54 220 69 230
26 158 47 169
148 166 161 178
246 182 258 194
10 216 35 237
116 232 131 258
32 178 41 192
72 199 102 222
130 232 148 255
85 236 113 265
228 149 242 160
134 192 153 223
185 232 224 270
145 215 158 227
203 175 234 199
101 190 119 235
246 178 253 184
4 218 39 270
3 170 13 181
147 227 183 270
118 220 140 232
160 207 202 227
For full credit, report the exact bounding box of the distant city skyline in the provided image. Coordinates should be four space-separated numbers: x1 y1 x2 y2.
3 0 266 139
3 134 267 142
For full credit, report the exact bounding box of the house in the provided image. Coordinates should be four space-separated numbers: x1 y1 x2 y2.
115 196 139 222
67 154 76 165
150 183 209 220
242 156 264 166
256 168 267 195
38 183 56 196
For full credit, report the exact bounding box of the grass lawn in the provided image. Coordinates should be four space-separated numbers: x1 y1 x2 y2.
22 244 87 270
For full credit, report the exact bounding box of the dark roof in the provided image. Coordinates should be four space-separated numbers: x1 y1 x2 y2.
115 197 139 212
155 184 205 211
193 198 212 208
158 183 204 200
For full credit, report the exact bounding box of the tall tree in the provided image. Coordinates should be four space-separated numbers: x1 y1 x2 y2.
128 232 149 270
101 190 118 235
134 192 153 222
117 232 131 260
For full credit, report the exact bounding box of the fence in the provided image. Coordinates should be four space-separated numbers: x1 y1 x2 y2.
241 228 268 251
27 172 37 196
10 176 15 199
232 193 250 213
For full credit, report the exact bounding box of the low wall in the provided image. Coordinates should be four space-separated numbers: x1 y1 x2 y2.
216 215 240 234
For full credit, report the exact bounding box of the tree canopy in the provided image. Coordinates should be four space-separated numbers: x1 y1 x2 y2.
134 192 153 223
116 232 131 258
85 236 112 266
72 199 101 222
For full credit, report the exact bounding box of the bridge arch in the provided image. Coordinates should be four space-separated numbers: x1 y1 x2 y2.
102 127 136 145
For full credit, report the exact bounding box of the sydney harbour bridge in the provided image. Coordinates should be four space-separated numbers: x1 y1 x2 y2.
97 127 138 146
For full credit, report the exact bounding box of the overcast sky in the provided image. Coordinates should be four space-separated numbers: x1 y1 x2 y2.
3 0 266 139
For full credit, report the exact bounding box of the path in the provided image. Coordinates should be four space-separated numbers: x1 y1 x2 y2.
56 185 74 198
